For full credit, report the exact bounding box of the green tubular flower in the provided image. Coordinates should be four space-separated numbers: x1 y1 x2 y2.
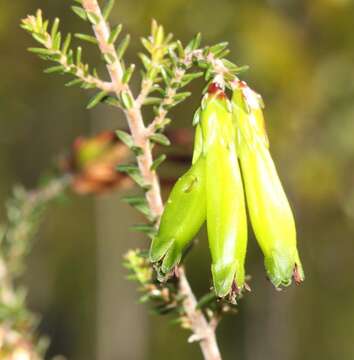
232 81 304 288
201 85 248 297
149 134 206 274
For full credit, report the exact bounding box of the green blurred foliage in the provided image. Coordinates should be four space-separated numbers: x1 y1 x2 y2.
0 0 354 359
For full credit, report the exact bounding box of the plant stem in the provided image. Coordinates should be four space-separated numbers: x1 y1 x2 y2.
81 1 222 358
179 267 222 360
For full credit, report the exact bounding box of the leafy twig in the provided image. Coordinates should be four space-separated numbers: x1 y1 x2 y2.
0 176 70 359
21 10 113 91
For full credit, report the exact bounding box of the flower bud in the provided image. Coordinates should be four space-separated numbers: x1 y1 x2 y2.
149 155 206 274
232 81 304 288
201 85 248 297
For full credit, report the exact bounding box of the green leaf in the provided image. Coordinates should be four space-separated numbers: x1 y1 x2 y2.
186 33 201 52
116 34 130 59
215 49 230 59
71 6 87 21
120 91 134 109
132 176 150 190
86 90 108 109
172 91 191 104
87 11 100 25
66 49 74 64
81 82 96 89
116 163 139 173
234 65 249 74
160 67 170 85
151 154 166 171
143 97 161 106
149 133 170 146
130 224 157 236
122 64 135 84
62 33 72 55
103 0 116 20
121 195 147 206
76 46 82 65
102 96 121 107
139 53 151 70
28 47 55 56
51 18 60 39
108 24 122 44
209 42 229 57
154 117 171 131
181 72 203 87
117 164 148 189
168 48 178 66
197 59 209 69
65 78 83 87
141 37 152 53
103 53 116 65
36 9 43 30
154 22 164 46
204 66 213 81
221 59 249 74
75 33 98 45
52 32 62 51
116 130 143 157
32 33 47 45
131 146 144 156
44 65 65 74
176 40 185 59
116 130 134 147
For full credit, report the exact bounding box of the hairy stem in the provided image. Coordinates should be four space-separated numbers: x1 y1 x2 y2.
81 1 222 358
179 268 222 360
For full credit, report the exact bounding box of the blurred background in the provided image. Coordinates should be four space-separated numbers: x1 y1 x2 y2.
1 0 354 359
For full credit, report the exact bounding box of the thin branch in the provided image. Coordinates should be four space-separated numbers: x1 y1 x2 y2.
146 67 186 134
179 267 222 360
135 78 153 107
82 0 125 93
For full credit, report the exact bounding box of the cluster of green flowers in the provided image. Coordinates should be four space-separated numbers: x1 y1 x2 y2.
150 81 304 298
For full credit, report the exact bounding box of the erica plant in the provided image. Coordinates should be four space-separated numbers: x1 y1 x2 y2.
15 0 305 358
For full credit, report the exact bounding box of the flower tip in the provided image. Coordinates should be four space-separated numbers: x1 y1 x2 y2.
264 251 305 289
148 236 170 263
207 82 222 94
266 264 304 290
161 243 182 274
207 83 226 99
211 262 238 298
